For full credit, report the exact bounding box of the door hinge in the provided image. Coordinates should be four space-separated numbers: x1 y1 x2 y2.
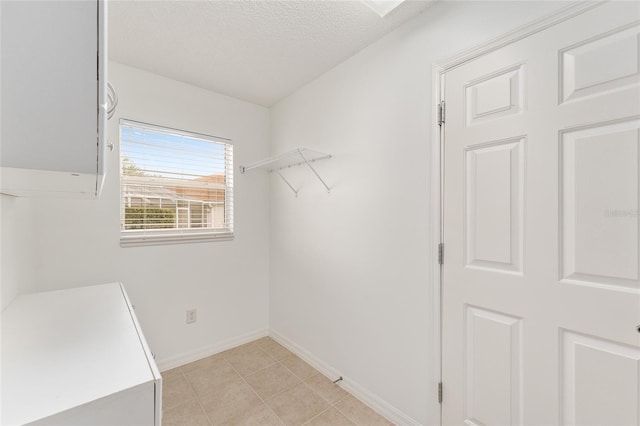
437 101 445 126
438 243 444 265
438 382 443 403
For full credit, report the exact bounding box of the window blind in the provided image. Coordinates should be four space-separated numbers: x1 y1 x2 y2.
119 119 233 246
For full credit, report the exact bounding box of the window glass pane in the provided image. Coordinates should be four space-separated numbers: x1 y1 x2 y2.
120 120 233 240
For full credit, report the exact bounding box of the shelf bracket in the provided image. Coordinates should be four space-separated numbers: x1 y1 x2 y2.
298 150 331 194
275 171 298 197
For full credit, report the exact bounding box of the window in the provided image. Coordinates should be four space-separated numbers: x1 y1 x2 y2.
120 119 233 246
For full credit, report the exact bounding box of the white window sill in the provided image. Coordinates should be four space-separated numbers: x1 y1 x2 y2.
120 231 234 247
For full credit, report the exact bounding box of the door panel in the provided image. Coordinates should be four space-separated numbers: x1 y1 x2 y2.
464 306 523 426
442 2 640 424
561 330 640 426
560 23 640 103
465 137 524 273
466 64 526 126
560 118 639 288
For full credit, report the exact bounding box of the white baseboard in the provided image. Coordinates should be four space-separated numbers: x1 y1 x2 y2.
268 328 421 426
156 327 268 371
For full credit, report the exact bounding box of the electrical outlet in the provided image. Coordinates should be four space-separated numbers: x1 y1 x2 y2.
186 309 197 324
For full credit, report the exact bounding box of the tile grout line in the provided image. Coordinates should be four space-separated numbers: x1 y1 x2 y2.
304 372 350 406
289 381 338 425
333 393 396 426
270 356 348 423
162 367 198 412
260 338 393 424
180 363 219 426
164 341 278 423
278 359 318 382
299 388 356 425
260 338 391 425
245 360 304 402
242 341 338 425
332 395 362 426
246 339 357 425
168 337 381 426
223 346 287 425
160 366 215 426
300 406 333 426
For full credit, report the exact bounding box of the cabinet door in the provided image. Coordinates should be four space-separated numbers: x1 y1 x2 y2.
1 0 107 197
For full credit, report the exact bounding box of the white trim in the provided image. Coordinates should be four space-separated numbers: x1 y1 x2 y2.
268 328 341 381
156 327 268 372
269 328 421 426
438 1 603 72
431 2 605 424
120 231 234 247
119 283 163 426
429 62 444 426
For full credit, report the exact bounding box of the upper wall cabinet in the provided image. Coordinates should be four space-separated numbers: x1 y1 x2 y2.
0 0 108 198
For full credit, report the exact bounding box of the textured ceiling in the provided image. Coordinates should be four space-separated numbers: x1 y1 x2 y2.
109 0 434 106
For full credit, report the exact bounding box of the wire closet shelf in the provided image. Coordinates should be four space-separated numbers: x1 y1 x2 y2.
239 148 332 196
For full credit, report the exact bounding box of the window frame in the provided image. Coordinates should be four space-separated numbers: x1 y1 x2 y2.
119 119 234 247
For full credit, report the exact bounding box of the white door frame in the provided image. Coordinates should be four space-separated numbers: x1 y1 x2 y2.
428 2 603 424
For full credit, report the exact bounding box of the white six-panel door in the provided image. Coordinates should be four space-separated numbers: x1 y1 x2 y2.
442 2 640 424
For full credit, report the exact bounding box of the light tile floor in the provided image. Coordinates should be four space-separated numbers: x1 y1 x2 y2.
161 337 394 426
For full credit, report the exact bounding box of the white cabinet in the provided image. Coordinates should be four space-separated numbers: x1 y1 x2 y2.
0 0 108 198
1 283 162 425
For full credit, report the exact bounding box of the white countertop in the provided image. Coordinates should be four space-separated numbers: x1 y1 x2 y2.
1 283 155 425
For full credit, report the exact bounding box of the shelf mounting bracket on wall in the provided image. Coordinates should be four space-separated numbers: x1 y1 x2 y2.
240 148 332 196
275 170 298 197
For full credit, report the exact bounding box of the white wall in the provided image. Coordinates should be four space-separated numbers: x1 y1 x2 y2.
269 2 564 424
24 62 271 366
1 195 36 310
1 2 571 422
